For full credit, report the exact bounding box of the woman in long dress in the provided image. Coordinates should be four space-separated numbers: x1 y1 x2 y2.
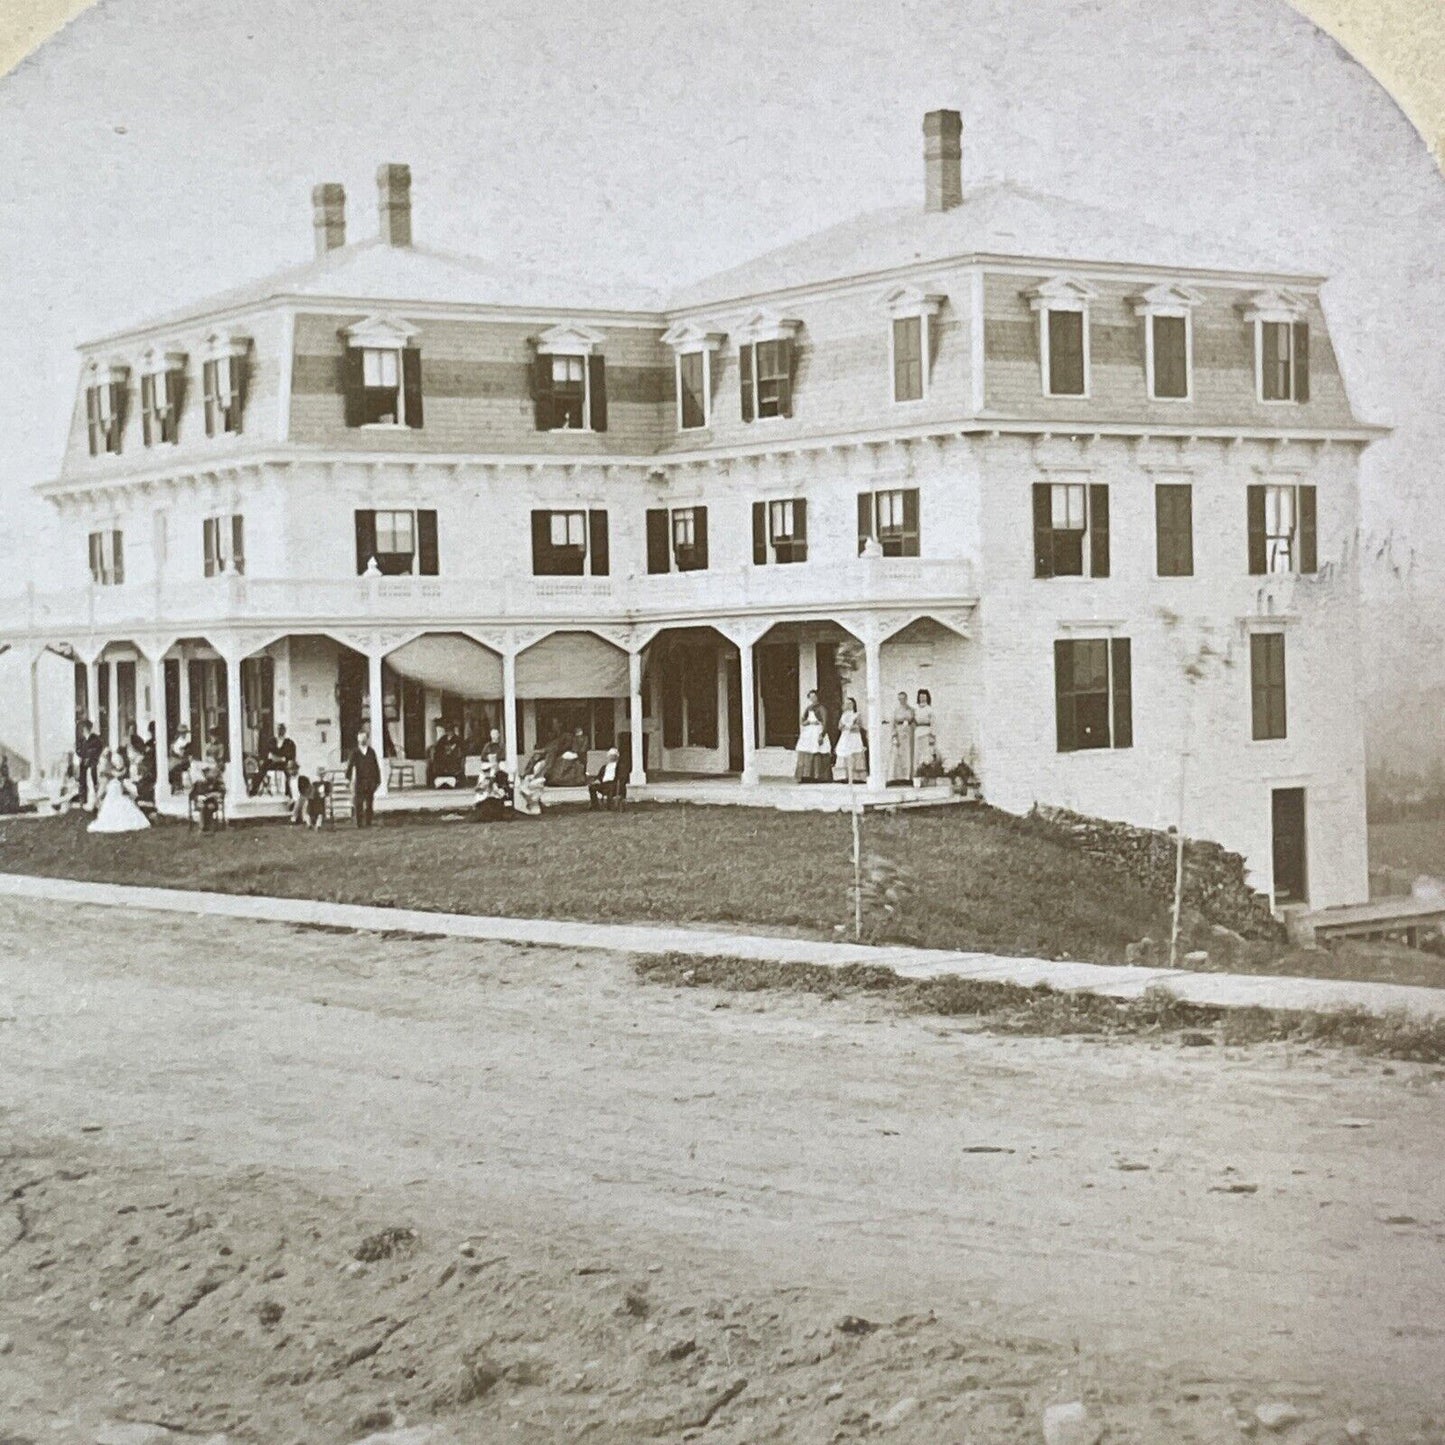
914 688 940 779
794 690 832 782
88 760 151 834
887 693 915 785
835 696 866 784
513 755 548 817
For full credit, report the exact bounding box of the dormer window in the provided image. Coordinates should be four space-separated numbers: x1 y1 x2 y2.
203 333 250 436
1241 290 1311 404
342 315 423 429
735 310 801 422
881 284 944 403
661 320 725 431
140 349 187 446
1025 277 1098 399
1132 283 1202 401
533 324 608 432
84 362 128 456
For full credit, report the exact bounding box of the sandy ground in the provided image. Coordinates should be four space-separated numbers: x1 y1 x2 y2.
0 897 1442 1445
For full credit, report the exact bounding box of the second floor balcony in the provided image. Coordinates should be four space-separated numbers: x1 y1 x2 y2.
0 555 979 641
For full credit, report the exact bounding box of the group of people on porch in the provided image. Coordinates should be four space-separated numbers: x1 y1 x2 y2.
794 687 939 785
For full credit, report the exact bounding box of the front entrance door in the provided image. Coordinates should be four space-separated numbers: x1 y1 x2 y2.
1271 788 1307 905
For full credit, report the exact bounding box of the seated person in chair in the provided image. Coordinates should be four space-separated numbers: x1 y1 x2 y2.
473 763 513 822
588 747 626 809
427 724 465 789
544 728 589 788
189 757 226 832
258 725 297 796
168 728 193 794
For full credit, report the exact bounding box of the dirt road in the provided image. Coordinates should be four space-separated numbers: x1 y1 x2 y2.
1 896 1441 1444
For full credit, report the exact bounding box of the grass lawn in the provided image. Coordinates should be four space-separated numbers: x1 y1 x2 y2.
2 803 1441 987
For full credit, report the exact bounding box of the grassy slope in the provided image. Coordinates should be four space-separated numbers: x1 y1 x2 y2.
2 805 1441 985
1369 817 1445 880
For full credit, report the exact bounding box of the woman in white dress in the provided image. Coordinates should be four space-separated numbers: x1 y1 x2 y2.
513 754 548 817
887 693 916 785
88 754 151 834
914 688 940 781
794 690 832 783
835 695 866 784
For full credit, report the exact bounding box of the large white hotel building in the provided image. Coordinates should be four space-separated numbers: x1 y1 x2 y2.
0 112 1381 909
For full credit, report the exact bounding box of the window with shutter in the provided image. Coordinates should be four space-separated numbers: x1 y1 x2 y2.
1250 633 1287 740
402 347 424 430
1258 320 1308 402
1033 482 1106 578
588 355 607 432
354 510 378 574
670 506 708 572
1054 637 1129 752
754 339 791 418
1154 484 1194 577
762 497 807 564
546 355 587 430
646 509 671 575
678 351 707 429
861 488 921 557
892 316 924 402
739 344 755 423
1045 309 1087 396
531 511 588 576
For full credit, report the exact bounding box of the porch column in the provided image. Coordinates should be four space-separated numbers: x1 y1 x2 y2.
150 650 169 799
29 651 44 786
502 647 519 776
368 649 388 796
177 650 191 738
108 660 122 750
85 658 100 733
224 651 245 799
628 648 646 787
738 639 758 784
865 635 886 793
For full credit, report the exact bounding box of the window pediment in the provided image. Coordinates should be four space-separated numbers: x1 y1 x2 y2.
140 345 187 376
1024 275 1099 312
535 322 606 356
1131 282 1205 315
733 307 802 344
203 330 252 362
86 357 129 385
661 318 726 353
1239 287 1309 323
342 313 419 349
880 282 946 318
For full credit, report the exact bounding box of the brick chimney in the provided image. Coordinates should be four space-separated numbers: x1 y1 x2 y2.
312 183 346 256
923 110 963 213
377 163 412 247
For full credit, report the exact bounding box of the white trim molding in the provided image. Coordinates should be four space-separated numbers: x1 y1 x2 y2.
202 328 252 363
534 321 607 357
1238 287 1310 324
341 313 420 349
1024 275 1098 400
731 307 802 345
881 282 946 405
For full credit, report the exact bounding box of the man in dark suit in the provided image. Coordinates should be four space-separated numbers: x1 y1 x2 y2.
76 720 103 807
345 728 382 828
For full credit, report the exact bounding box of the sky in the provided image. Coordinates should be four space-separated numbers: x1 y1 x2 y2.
0 0 1441 769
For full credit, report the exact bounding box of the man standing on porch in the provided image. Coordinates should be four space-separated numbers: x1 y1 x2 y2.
346 728 382 828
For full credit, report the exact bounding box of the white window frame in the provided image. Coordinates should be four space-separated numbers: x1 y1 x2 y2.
661 320 725 431
203 513 245 577
1025 276 1098 399
733 308 802 422
374 507 419 571
1240 289 1310 405
1263 483 1298 575
343 314 419 429
88 527 124 587
548 509 588 552
202 331 250 435
536 322 606 434
881 284 945 405
1132 284 1202 402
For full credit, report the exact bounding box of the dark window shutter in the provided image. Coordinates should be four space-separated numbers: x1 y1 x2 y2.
857 492 873 555
417 509 439 575
1048 310 1086 395
354 509 377 574
646 508 671 574
88 531 101 582
112 382 127 450
739 343 754 423
1110 637 1133 749
588 509 609 576
530 511 550 574
202 361 217 437
1250 636 1268 740
343 347 366 428
203 518 217 577
693 505 709 569
793 498 808 561
588 355 608 432
1298 486 1318 573
1089 484 1110 578
1054 640 1074 752
778 339 794 418
233 349 249 432
1155 484 1194 577
661 665 683 748
752 502 766 565
1260 322 1281 400
530 355 553 430
1247 485 1267 575
1293 322 1310 402
902 488 920 556
231 514 245 573
86 387 100 456
1033 484 1053 578
112 530 124 584
141 374 154 447
402 346 424 429
163 370 183 443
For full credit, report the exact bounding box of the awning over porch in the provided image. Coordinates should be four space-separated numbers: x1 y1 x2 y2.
386 633 503 699
516 631 630 699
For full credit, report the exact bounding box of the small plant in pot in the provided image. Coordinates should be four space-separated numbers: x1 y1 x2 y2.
946 759 979 797
916 755 946 788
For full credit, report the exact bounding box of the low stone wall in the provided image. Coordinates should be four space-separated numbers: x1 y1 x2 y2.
1027 805 1281 941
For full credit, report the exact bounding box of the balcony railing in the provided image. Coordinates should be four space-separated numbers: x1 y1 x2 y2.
0 557 977 639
